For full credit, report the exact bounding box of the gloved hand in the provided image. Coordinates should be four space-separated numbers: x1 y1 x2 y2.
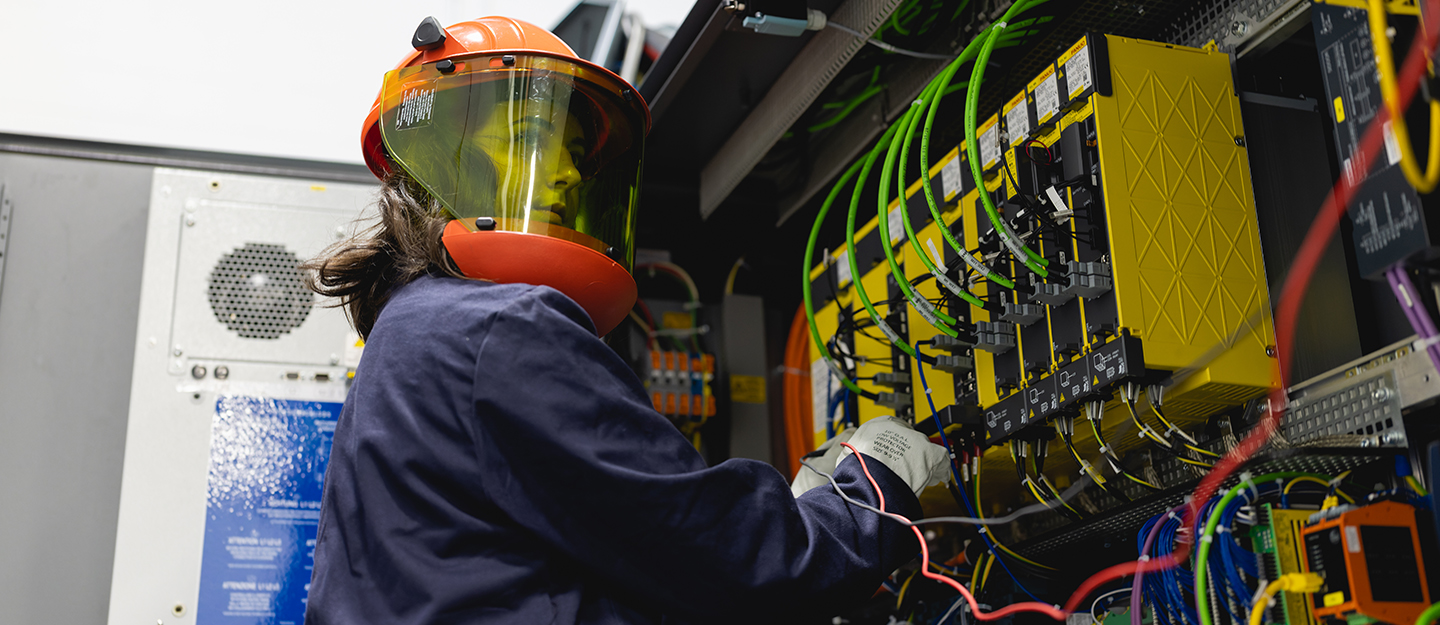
839 416 950 497
790 428 855 497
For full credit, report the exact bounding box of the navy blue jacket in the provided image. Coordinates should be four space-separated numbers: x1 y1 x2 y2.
305 275 922 624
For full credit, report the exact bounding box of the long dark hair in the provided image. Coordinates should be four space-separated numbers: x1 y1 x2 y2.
304 169 468 339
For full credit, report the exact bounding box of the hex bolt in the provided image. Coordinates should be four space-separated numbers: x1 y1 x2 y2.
1373 387 1392 402
1382 431 1407 445
173 347 184 357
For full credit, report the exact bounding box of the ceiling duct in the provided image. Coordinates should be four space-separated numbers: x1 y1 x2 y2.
698 0 905 219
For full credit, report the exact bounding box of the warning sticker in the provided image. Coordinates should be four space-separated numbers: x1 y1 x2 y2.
939 150 964 200
1030 65 1061 124
730 374 767 404
1004 92 1032 146
1060 37 1092 100
888 203 907 245
979 115 1002 170
196 396 340 625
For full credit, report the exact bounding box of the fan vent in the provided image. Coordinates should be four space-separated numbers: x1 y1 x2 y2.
208 243 313 339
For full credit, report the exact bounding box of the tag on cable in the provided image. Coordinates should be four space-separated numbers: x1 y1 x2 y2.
1045 186 1073 223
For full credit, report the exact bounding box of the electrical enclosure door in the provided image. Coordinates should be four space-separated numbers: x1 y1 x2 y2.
108 169 374 625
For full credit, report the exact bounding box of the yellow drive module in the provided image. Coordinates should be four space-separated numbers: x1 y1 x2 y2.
977 33 1276 443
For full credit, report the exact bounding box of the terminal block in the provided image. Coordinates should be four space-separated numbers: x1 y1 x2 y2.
931 334 975 353
875 392 913 410
998 292 1045 326
975 321 1016 354
1063 261 1112 299
934 355 974 373
874 371 911 390
1030 280 1074 306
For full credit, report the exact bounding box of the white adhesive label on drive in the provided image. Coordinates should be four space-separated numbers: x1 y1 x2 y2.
1064 42 1092 99
980 123 1001 170
836 252 853 286
1004 95 1032 146
940 155 963 200
1034 68 1061 124
1344 525 1361 553
888 204 907 245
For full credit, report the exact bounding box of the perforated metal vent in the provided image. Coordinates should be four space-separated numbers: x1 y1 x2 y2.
207 242 313 339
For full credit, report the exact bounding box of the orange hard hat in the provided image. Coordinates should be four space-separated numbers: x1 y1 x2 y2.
360 16 651 179
362 16 651 337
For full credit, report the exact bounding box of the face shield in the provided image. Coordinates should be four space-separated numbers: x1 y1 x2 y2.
378 54 645 271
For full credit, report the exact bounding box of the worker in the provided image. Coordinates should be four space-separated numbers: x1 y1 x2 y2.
302 16 950 624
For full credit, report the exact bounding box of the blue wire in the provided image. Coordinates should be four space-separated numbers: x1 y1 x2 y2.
915 341 1047 605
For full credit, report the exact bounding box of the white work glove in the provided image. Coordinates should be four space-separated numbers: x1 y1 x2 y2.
790 428 855 497
839 416 950 497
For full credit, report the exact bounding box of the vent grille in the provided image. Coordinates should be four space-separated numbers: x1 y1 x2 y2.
207 243 313 340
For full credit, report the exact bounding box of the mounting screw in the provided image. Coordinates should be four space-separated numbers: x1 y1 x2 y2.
436 59 456 74
173 347 183 357
185 218 196 227
721 0 747 12
191 364 207 379
1234 136 1246 147
1381 431 1407 445
213 365 229 380
1373 386 1392 402
330 354 341 366
1230 20 1249 37
172 603 186 617
1265 346 1276 357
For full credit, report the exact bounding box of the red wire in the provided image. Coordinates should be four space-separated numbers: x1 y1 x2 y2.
839 443 1067 621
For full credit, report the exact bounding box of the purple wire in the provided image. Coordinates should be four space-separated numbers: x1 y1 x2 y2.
1386 265 1440 374
1131 504 1188 625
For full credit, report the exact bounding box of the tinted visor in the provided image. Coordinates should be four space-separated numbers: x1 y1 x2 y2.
379 54 644 270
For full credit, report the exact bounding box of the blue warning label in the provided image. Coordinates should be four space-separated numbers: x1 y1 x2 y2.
196 396 340 625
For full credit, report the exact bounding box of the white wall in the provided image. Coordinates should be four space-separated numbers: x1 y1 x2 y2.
0 0 693 165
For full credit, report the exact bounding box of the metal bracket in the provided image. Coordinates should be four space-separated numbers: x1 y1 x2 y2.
0 185 12 305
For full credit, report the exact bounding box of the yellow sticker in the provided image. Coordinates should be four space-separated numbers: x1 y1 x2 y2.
1333 97 1346 123
662 311 692 329
1323 591 1345 607
730 375 767 404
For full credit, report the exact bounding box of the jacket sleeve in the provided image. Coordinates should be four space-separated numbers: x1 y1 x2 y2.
467 287 923 622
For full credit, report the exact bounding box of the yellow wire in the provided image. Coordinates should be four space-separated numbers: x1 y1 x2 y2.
1407 476 1429 496
969 552 986 595
1031 452 1084 517
1250 574 1323 625
1088 414 1163 490
978 553 996 594
1178 456 1216 469
723 257 744 296
1283 475 1356 504
1369 0 1440 193
897 568 918 609
975 461 1059 570
1185 442 1222 459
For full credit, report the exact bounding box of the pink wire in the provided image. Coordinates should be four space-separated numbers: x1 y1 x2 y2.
839 443 1067 621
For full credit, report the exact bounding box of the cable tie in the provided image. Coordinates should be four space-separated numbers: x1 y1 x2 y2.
1138 555 1151 562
